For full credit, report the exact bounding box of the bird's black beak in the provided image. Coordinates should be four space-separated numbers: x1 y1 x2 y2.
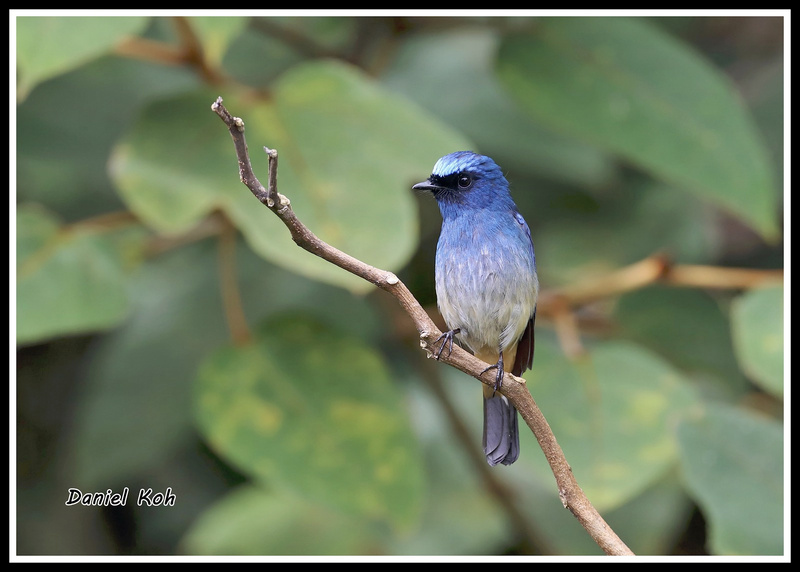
412 179 437 192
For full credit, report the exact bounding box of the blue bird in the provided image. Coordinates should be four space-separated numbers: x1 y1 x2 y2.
413 151 538 466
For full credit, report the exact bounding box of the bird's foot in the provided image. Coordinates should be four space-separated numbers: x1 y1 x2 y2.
433 328 460 360
480 352 505 395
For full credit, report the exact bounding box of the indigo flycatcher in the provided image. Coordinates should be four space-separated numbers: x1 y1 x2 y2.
413 151 538 466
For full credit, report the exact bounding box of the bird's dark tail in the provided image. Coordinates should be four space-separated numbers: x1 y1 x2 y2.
482 390 519 466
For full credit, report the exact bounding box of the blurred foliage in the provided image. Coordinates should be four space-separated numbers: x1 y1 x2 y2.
14 14 785 557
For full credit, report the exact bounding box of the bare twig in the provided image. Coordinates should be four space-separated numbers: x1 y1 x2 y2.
114 36 187 66
661 262 783 289
537 253 782 359
63 210 140 233
548 255 671 307
211 96 635 556
217 217 251 346
540 253 783 311
115 17 224 85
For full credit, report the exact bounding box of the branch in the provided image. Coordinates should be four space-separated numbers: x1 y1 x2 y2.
406 345 545 551
541 252 782 309
115 17 224 85
210 96 634 556
217 216 252 346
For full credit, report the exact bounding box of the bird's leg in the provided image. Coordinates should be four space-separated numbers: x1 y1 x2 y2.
433 328 460 360
480 351 504 395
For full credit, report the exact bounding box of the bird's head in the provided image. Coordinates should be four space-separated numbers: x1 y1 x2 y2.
412 151 512 210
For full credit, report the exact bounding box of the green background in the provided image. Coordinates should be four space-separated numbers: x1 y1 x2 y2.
15 14 785 557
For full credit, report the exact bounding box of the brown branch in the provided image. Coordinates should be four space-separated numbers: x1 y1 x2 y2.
549 295 587 360
217 217 252 346
409 348 549 553
547 254 671 308
210 96 634 556
144 211 226 257
114 36 188 66
662 263 783 289
540 252 783 311
63 210 140 233
537 254 782 358
170 16 224 85
114 17 224 85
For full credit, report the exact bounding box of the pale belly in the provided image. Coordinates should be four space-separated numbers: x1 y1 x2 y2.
435 234 537 357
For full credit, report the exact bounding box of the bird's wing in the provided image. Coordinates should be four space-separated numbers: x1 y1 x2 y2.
512 211 537 377
512 312 535 377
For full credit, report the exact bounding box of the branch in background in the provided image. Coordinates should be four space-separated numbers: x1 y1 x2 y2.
249 18 343 61
114 36 187 67
662 262 783 289
405 343 546 552
115 17 224 85
538 253 783 360
217 217 252 346
63 210 140 233
211 96 635 557
541 253 782 310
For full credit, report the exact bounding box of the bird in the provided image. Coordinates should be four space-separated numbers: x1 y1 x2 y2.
413 151 538 466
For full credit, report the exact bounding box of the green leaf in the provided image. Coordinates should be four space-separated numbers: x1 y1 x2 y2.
69 237 383 489
615 286 747 397
181 485 382 555
515 471 693 555
730 285 784 397
388 370 509 555
521 338 700 512
536 180 722 285
194 315 425 529
110 61 471 293
216 22 305 87
380 27 617 191
599 474 694 556
69 240 225 487
496 17 779 240
109 88 230 234
677 403 783 555
188 16 248 67
16 16 149 99
16 53 199 220
16 204 132 344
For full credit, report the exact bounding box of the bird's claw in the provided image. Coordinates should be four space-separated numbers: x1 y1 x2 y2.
433 328 460 360
480 353 505 396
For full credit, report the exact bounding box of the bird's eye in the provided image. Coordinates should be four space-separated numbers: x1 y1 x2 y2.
457 175 471 188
